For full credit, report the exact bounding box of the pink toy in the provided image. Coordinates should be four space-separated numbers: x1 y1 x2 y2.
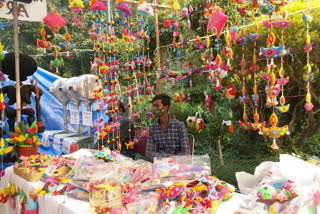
207 7 228 38
43 10 67 33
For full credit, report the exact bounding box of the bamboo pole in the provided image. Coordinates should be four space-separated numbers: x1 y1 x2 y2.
154 0 162 94
13 0 21 123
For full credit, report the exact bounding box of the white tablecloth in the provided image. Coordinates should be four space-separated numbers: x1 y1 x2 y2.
0 166 91 214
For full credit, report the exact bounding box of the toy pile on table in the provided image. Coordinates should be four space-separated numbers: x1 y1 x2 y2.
14 154 53 174
4 150 237 213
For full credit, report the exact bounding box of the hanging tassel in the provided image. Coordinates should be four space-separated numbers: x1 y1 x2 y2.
286 127 290 135
258 128 263 135
271 139 278 150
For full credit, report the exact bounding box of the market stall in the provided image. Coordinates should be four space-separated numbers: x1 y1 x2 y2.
0 0 319 213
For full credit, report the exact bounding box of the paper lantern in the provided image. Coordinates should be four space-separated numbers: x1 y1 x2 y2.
207 7 228 38
43 10 67 33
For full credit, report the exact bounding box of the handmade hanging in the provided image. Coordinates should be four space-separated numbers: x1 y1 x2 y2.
260 12 290 149
303 8 313 111
43 10 67 33
116 0 132 17
262 113 288 150
223 29 233 67
0 138 13 177
275 9 291 114
60 32 76 58
186 116 204 132
90 0 107 26
137 1 154 17
69 0 84 26
259 1 284 16
50 48 64 75
236 24 250 131
163 13 173 30
36 27 51 55
0 42 4 61
209 54 228 90
225 83 236 104
247 19 265 132
207 6 228 38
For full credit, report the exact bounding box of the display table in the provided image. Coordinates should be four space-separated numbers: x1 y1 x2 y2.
0 167 245 214
0 166 91 214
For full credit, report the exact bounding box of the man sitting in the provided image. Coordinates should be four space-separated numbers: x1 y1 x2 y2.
145 94 189 162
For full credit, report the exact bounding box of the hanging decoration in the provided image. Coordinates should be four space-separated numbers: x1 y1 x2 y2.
275 8 291 114
50 48 64 75
69 0 84 26
237 25 251 131
247 18 265 132
259 2 290 150
0 42 3 61
60 32 76 58
302 5 313 111
36 28 51 55
43 10 67 34
206 6 228 38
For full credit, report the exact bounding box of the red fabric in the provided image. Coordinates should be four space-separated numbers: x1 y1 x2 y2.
135 130 147 155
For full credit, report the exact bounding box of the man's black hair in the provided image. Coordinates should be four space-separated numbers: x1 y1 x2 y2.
152 94 171 109
118 101 125 113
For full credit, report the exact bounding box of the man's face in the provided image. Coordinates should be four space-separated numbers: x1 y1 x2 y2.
108 103 117 118
152 99 168 112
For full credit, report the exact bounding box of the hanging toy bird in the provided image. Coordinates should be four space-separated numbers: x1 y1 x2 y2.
225 83 236 103
37 27 51 55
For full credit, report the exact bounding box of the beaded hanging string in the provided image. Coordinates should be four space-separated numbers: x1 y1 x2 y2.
237 18 250 131
303 0 313 111
248 18 265 133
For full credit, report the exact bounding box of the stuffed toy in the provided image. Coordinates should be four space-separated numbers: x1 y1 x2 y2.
1 53 45 134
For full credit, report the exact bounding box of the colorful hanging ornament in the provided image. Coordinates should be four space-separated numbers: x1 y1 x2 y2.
69 0 84 26
50 48 64 75
303 9 313 111
225 83 236 103
237 20 250 131
116 1 132 17
275 8 291 114
209 54 228 90
262 113 288 150
60 32 76 58
90 0 107 25
0 42 4 61
36 27 51 55
247 19 265 132
207 7 228 38
43 10 67 33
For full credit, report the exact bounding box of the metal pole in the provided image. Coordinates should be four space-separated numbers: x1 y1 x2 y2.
13 0 21 123
154 1 161 94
